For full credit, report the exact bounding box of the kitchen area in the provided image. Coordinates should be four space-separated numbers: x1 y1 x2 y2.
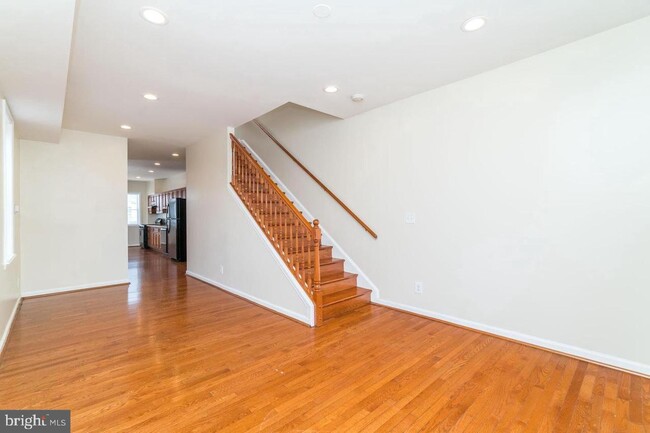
139 187 186 261
128 169 187 262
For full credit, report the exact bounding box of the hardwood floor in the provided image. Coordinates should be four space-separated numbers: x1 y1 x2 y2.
0 248 648 432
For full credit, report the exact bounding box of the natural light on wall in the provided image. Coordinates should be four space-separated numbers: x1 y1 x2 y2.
2 99 15 266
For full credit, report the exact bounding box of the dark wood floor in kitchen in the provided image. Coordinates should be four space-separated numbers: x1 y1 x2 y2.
0 248 648 432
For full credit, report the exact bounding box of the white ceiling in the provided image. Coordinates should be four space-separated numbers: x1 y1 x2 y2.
0 0 76 142
126 138 185 180
5 1 650 157
128 158 185 181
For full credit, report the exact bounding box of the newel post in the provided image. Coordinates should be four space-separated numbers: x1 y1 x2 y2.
313 219 323 326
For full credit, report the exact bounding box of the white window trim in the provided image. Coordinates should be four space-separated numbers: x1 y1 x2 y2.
127 193 141 226
2 99 15 268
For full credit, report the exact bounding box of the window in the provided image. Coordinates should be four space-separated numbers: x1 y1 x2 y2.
2 99 15 266
127 193 140 225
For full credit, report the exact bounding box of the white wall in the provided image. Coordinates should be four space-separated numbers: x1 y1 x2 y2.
186 131 312 324
236 17 650 374
128 180 150 246
154 172 186 193
0 94 21 353
20 129 129 296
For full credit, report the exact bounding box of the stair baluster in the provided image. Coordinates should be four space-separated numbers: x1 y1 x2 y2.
231 134 319 295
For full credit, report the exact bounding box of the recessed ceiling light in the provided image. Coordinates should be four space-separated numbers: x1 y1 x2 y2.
143 93 158 101
148 170 155 173
136 176 141 179
351 94 365 102
462 16 487 32
120 124 132 130
154 162 161 166
171 153 179 157
140 7 168 25
324 85 338 93
313 4 332 18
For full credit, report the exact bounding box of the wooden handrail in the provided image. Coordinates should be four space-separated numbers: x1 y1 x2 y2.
252 119 378 239
230 133 312 232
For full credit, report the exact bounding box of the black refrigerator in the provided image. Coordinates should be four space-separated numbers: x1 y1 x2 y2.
167 198 186 261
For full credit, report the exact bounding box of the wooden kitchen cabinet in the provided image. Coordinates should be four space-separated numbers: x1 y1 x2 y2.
147 226 164 252
147 195 157 215
147 187 186 215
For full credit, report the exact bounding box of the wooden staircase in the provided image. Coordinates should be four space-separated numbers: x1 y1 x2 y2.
230 134 371 326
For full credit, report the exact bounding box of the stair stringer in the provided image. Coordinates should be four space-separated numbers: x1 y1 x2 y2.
238 137 382 301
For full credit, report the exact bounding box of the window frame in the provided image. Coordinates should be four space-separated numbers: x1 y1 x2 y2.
127 193 141 226
2 99 15 267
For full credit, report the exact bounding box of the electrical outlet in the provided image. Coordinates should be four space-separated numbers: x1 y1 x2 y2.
415 281 423 294
220 265 224 275
405 212 416 224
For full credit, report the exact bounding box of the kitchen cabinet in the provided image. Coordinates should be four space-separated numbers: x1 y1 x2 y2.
147 226 166 253
147 187 186 215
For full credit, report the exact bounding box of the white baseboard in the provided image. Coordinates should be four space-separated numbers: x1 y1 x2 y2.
375 297 650 377
186 271 312 326
22 279 131 298
233 135 650 376
0 297 21 356
128 244 140 247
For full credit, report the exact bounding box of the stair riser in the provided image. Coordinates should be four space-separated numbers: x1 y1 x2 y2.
321 292 371 321
322 287 367 305
289 248 332 264
313 260 344 277
320 275 358 294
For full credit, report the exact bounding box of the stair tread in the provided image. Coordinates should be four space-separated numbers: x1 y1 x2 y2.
304 257 344 269
321 289 372 321
320 271 357 285
322 287 371 306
